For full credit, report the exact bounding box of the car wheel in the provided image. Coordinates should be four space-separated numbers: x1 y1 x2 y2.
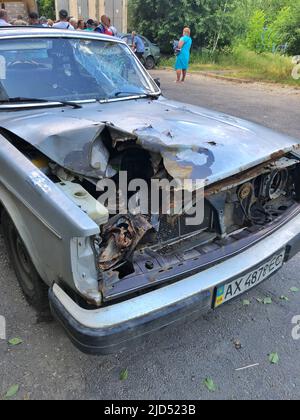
145 56 156 70
1 210 49 312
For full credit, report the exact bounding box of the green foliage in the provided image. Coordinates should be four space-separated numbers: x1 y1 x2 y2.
128 0 300 55
243 5 299 54
129 0 236 53
287 28 300 56
245 9 266 52
160 45 294 84
267 6 294 49
37 0 55 20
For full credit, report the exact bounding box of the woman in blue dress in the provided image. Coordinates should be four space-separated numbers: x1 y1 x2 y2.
175 27 192 83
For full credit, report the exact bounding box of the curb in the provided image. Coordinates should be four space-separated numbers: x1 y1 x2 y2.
197 72 253 84
158 67 260 84
157 67 300 89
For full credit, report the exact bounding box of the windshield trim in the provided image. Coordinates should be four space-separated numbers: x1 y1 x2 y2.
0 96 161 110
99 93 159 103
0 99 98 110
0 33 162 98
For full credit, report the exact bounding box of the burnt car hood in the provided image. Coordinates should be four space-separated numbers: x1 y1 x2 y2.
1 97 299 185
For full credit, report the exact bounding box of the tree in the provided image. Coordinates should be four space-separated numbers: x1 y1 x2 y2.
37 0 55 20
128 0 236 53
244 4 300 54
267 6 294 51
245 9 266 52
128 0 300 54
282 3 300 55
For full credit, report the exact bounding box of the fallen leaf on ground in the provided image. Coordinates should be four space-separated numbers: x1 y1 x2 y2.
263 297 272 305
120 368 128 381
5 384 19 399
204 377 217 392
8 338 23 346
233 339 242 350
269 353 280 365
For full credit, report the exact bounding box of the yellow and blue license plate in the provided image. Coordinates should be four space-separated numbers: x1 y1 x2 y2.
214 250 285 308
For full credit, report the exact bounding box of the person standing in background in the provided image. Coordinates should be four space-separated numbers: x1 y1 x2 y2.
69 17 78 30
108 18 118 37
0 9 11 26
175 27 192 83
95 15 112 35
40 16 48 27
28 12 43 27
53 10 75 30
131 31 145 61
14 19 27 26
85 19 96 31
77 19 85 30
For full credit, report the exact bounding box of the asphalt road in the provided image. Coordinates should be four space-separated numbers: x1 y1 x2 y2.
0 70 300 400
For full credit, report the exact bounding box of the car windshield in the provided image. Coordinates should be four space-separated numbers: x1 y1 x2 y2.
0 36 159 102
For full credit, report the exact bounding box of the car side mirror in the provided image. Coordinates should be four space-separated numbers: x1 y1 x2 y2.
154 78 161 88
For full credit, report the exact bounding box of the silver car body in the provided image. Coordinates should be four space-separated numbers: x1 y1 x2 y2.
0 28 300 353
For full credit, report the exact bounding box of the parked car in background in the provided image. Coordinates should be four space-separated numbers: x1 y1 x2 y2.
120 33 161 69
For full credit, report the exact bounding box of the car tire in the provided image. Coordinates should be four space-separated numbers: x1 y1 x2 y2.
145 56 156 70
1 210 49 312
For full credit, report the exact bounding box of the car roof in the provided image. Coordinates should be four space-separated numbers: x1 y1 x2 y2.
122 33 148 40
0 26 124 43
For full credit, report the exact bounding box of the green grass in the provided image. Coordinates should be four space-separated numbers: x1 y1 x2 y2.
160 46 299 86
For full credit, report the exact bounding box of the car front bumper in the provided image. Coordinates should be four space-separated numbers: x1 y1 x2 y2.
49 212 300 355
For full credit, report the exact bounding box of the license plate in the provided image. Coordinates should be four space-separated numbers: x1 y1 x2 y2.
214 250 285 308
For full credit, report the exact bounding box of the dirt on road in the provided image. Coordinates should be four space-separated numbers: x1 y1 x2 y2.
0 70 299 400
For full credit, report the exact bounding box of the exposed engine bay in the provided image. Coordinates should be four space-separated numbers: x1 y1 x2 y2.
2 124 300 305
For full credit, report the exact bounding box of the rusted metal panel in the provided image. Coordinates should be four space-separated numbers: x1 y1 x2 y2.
101 204 300 301
98 214 152 271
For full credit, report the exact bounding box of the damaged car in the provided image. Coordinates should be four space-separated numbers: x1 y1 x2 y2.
1 28 300 354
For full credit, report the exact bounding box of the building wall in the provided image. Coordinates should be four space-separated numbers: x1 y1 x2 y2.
105 0 123 33
2 0 37 20
55 0 127 32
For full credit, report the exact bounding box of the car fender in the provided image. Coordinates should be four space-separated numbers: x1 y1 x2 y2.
0 134 100 289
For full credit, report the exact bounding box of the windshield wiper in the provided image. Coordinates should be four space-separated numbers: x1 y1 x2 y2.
113 91 160 99
0 97 82 109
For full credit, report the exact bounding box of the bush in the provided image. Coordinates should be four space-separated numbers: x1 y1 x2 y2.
160 45 294 83
245 10 266 53
128 0 236 54
243 5 300 55
231 45 293 80
37 0 55 20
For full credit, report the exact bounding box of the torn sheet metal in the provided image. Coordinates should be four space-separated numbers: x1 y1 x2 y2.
98 214 153 271
1 98 300 187
1 114 113 179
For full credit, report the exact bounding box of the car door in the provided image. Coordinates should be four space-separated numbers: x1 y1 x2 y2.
141 36 151 57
